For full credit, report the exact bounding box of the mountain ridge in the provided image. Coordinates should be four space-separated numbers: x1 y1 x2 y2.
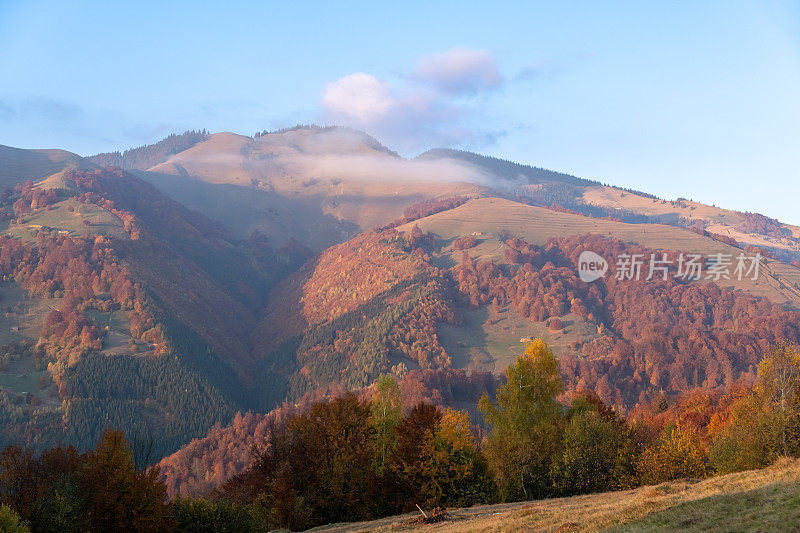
100 128 800 263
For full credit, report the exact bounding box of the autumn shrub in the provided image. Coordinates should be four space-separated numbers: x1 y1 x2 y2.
0 504 28 533
638 424 708 484
416 409 496 508
551 409 639 494
452 235 478 250
173 498 268 533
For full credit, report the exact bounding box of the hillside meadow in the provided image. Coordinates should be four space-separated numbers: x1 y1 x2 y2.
311 458 800 533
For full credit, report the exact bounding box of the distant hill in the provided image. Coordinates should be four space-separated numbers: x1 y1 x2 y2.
116 127 800 261
416 147 597 187
254 124 400 157
135 127 488 249
0 143 97 190
88 130 209 170
581 185 800 263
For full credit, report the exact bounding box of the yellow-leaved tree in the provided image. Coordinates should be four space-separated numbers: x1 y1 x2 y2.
417 409 496 508
479 338 564 501
638 423 707 484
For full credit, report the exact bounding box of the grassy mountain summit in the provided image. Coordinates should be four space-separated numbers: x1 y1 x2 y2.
133 127 487 250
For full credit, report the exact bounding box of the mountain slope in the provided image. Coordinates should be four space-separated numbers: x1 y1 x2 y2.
0 144 97 189
129 128 800 264
249 196 800 415
0 155 305 460
399 197 800 307
419 148 800 263
167 195 800 495
417 147 597 188
4 130 800 473
582 185 800 263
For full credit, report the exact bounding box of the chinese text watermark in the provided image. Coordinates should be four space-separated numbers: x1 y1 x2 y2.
578 251 761 282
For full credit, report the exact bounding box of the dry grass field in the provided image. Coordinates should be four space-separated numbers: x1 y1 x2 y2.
400 197 800 309
583 185 800 257
437 306 597 374
0 197 127 242
312 459 800 532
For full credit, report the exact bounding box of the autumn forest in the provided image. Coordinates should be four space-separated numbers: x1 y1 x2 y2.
1 126 800 531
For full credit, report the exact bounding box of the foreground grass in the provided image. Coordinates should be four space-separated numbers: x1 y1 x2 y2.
311 458 800 532
611 479 800 533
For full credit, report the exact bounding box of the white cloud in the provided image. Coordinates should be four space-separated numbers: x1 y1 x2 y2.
322 73 460 153
320 49 505 154
322 73 397 123
292 153 491 184
413 47 502 95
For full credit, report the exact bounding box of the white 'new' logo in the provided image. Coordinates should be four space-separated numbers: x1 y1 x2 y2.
578 251 608 282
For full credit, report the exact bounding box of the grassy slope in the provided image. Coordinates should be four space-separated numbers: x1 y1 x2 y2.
312 459 800 532
0 197 127 242
0 144 96 189
429 231 601 375
437 305 597 374
0 283 62 405
611 479 800 532
400 197 800 309
583 185 800 260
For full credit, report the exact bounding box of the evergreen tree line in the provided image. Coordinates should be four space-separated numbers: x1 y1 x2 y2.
87 131 209 171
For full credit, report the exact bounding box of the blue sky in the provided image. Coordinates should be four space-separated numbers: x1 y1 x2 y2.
1 1 799 223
